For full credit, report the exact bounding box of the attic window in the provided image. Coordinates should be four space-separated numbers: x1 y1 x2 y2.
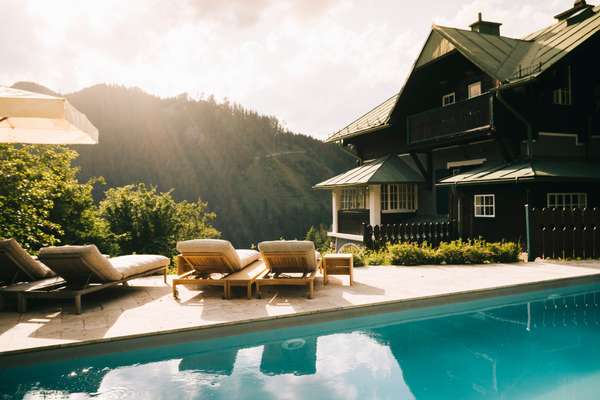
442 93 456 107
468 82 482 99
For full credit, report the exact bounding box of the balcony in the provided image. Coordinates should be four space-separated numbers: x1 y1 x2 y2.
407 93 494 145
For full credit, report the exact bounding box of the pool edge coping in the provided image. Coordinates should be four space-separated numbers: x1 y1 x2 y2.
2 270 600 359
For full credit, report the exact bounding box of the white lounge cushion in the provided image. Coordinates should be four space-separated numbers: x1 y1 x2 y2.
258 240 318 272
176 239 258 271
236 249 260 268
0 238 56 280
110 254 169 278
39 245 122 282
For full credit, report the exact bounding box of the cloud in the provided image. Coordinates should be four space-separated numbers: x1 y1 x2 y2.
0 0 565 138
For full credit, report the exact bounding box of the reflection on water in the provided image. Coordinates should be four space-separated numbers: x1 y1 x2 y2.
4 287 600 399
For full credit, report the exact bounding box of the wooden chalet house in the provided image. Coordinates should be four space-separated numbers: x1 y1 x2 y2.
315 1 600 249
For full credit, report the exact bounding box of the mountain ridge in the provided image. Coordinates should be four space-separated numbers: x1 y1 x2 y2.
11 81 354 246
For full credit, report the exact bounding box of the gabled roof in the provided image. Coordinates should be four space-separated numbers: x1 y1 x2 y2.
325 93 398 143
314 154 424 189
424 26 534 82
327 4 600 143
437 159 600 186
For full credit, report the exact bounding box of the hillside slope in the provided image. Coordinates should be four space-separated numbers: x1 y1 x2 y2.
12 83 354 246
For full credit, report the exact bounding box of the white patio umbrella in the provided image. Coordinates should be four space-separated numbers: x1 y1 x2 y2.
0 86 98 144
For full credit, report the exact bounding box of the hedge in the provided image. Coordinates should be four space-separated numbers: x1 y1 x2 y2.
338 240 520 266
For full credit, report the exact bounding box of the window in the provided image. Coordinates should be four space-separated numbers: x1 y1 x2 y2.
474 194 495 218
553 88 571 105
468 81 482 99
381 184 417 212
341 187 368 210
442 92 456 107
547 193 587 209
552 65 572 106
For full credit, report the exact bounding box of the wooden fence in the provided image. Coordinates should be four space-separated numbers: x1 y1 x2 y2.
526 206 600 260
363 220 458 250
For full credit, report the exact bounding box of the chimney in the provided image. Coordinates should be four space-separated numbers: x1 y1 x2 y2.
469 12 502 36
554 0 593 20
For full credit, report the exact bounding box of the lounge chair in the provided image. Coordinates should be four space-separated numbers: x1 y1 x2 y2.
24 245 170 314
179 349 239 375
172 239 266 299
0 239 62 310
256 240 321 299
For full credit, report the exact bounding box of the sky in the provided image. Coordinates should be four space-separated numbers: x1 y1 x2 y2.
0 0 573 139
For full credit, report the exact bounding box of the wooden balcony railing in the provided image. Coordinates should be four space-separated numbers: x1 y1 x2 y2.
407 93 494 145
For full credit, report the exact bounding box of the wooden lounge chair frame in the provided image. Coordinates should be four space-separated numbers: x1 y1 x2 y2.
173 253 267 300
20 260 167 314
256 252 321 299
0 242 62 311
225 260 267 299
172 253 233 299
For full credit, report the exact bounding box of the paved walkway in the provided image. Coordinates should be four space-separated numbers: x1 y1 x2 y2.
2 261 600 354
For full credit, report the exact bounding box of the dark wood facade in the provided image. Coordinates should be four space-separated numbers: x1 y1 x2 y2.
330 9 600 245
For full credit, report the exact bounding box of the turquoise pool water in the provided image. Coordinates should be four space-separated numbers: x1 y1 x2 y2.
3 282 600 399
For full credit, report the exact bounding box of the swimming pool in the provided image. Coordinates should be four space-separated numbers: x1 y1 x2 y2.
3 281 600 399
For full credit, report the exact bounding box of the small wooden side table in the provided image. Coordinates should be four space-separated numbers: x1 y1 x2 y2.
323 253 354 286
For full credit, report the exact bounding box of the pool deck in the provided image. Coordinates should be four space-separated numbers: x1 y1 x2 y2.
2 260 600 355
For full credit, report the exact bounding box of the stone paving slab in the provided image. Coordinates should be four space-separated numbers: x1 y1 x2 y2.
2 260 600 354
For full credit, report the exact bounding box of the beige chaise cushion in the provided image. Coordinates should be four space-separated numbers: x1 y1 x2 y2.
0 238 56 280
176 239 259 272
110 254 169 278
258 240 319 273
39 245 169 283
39 245 122 282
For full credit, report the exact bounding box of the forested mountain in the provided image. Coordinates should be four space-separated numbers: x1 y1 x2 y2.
12 82 354 247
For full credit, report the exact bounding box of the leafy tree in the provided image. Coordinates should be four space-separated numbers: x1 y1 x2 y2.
99 183 219 256
0 145 114 252
305 224 331 252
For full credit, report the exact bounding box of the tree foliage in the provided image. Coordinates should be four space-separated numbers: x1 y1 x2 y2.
305 224 331 252
99 183 219 256
0 145 220 256
0 145 114 252
61 84 355 247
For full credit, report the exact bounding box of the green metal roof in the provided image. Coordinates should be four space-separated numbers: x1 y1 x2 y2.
314 155 424 189
327 5 600 143
438 159 600 186
429 26 532 82
326 93 398 143
424 5 600 84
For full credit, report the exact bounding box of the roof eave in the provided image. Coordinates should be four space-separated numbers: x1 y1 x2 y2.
325 124 391 143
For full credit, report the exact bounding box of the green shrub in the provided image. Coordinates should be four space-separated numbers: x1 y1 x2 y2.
436 240 466 264
489 241 521 263
461 240 493 264
363 248 390 266
379 239 521 266
339 244 367 267
387 242 436 266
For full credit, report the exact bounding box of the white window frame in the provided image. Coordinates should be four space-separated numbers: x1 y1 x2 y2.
381 183 418 213
474 194 495 218
552 65 572 106
552 88 572 105
468 81 482 99
341 187 368 210
442 92 456 107
547 192 587 209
